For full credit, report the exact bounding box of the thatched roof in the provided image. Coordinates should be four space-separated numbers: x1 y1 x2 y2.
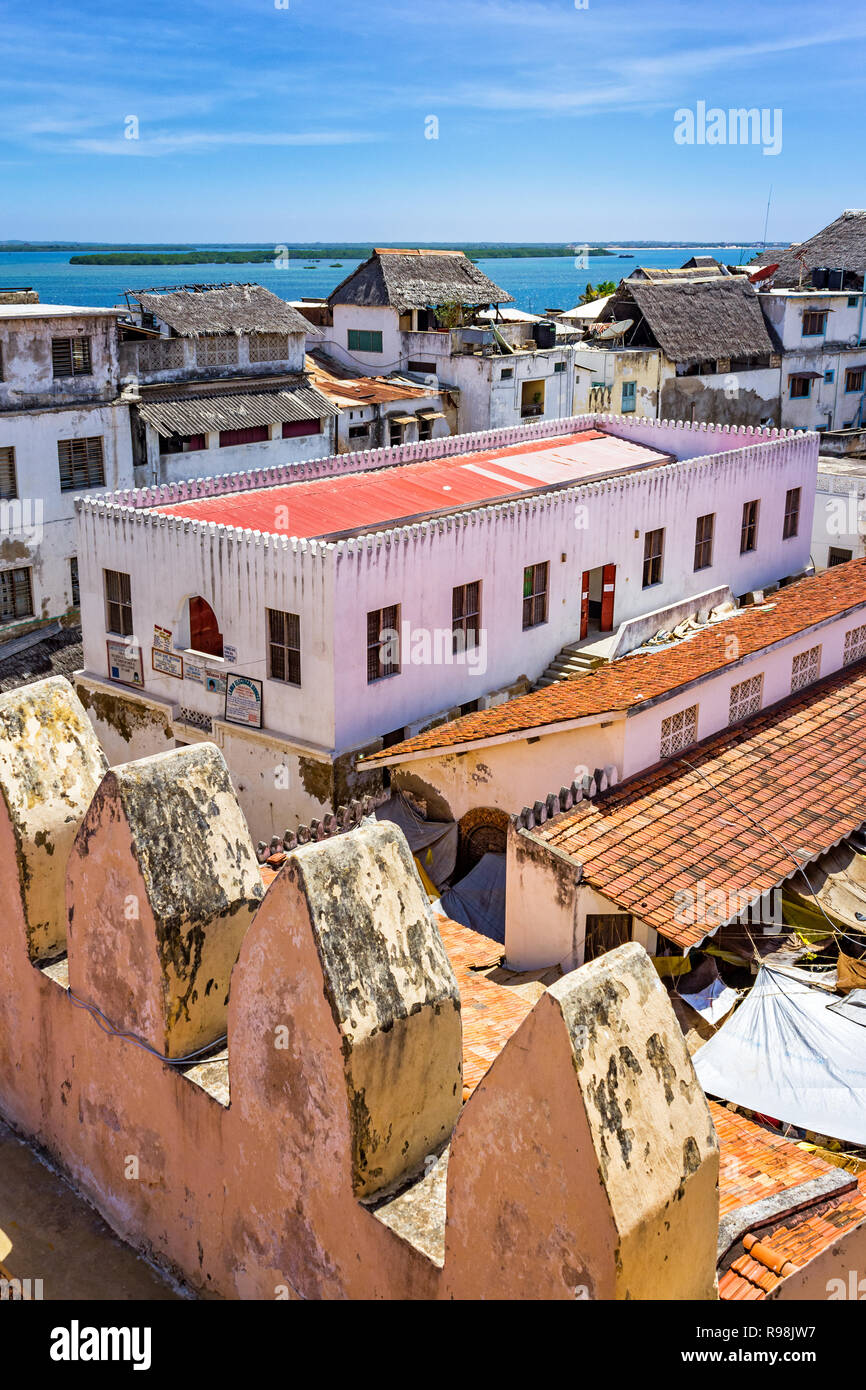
327 249 513 311
616 277 775 367
750 210 866 288
135 283 315 338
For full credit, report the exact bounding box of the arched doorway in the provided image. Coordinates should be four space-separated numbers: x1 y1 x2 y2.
456 806 509 878
188 596 224 658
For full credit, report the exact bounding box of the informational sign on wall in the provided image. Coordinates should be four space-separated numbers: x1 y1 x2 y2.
152 648 184 680
223 645 238 663
224 673 263 728
153 625 172 652
106 640 144 688
205 669 227 696
185 662 205 684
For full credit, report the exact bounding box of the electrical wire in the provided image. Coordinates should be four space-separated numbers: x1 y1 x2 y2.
67 988 227 1066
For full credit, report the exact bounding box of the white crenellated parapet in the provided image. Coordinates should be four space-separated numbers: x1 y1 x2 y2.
75 416 818 563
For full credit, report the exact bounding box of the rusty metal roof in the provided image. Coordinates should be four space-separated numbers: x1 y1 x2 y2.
151 429 673 538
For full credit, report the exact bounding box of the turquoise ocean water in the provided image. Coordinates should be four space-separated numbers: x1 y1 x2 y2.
0 246 760 316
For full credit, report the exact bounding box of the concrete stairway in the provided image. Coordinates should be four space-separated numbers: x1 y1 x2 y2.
534 641 609 689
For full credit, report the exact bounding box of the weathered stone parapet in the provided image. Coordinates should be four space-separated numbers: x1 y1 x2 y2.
0 676 106 960
67 743 263 1058
0 676 727 1299
443 943 719 1300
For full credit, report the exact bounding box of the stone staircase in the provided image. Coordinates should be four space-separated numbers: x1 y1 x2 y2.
534 642 609 689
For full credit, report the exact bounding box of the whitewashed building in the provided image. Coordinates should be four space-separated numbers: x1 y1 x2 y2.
0 299 135 632
811 454 866 568
574 267 781 427
73 413 817 842
325 249 576 434
117 284 339 486
751 210 866 433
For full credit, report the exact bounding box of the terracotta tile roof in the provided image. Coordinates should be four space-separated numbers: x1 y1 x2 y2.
713 1103 866 1299
436 915 534 1099
531 658 866 949
361 559 866 764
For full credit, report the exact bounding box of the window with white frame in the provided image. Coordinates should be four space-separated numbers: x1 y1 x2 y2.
843 624 866 666
729 673 763 725
660 704 698 759
791 644 821 692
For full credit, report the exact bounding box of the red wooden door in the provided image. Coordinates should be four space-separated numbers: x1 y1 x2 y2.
580 569 590 639
600 564 616 632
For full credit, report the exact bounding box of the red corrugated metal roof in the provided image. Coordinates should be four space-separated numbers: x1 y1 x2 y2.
151 430 673 539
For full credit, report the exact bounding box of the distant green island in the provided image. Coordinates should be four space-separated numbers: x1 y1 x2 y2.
70 250 283 265
69 244 612 267
1 243 195 253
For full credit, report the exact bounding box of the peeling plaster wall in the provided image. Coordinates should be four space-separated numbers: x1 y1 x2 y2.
574 348 665 420
390 719 625 824
0 314 120 410
0 401 134 629
661 368 779 429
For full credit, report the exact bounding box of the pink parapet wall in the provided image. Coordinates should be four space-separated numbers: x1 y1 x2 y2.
0 675 720 1299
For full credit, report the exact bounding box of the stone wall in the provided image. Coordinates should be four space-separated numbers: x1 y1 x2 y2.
0 675 724 1298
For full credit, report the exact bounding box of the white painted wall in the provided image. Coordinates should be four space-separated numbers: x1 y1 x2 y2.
74 416 818 834
328 305 402 371
760 289 866 430
149 419 336 486
812 464 866 567
437 347 576 433
0 311 120 410
390 718 626 823
0 400 134 628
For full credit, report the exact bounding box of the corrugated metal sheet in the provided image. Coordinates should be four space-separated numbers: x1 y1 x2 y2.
137 384 339 437
153 429 673 539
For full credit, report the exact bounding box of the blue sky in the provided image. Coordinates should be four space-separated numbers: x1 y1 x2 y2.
2 0 865 242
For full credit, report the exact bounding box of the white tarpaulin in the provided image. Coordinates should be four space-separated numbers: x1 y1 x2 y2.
693 966 866 1145
680 976 739 1026
674 956 739 1026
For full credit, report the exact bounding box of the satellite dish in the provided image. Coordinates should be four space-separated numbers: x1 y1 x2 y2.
595 318 634 341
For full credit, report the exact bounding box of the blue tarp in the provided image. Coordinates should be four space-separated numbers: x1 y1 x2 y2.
439 852 506 944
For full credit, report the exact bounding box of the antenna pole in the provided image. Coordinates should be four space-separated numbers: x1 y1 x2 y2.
762 185 773 249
